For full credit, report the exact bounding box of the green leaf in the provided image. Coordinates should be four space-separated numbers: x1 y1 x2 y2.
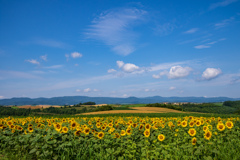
29 148 37 154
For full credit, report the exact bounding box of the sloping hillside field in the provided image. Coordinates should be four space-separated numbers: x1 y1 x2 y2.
0 116 239 159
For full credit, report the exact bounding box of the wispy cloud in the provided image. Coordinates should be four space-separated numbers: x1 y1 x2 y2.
40 55 47 61
214 17 235 29
0 70 40 79
25 59 40 65
194 45 211 49
183 28 198 34
85 7 147 56
43 65 63 69
194 38 226 49
209 0 238 10
34 39 69 48
71 52 82 58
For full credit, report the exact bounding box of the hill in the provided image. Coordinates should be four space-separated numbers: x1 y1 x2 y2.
0 96 240 105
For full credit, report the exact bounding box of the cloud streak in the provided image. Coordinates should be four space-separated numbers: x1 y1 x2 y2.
209 0 238 10
85 7 147 56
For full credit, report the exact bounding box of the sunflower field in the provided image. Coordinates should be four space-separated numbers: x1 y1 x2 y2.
0 116 240 160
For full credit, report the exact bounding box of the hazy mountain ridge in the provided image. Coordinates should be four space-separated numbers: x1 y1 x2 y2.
0 96 240 105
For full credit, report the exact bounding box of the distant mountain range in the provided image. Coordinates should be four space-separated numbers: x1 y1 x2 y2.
0 96 240 105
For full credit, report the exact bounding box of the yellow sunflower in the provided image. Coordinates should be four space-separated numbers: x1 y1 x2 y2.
62 126 68 133
74 130 81 136
204 130 212 140
158 134 165 141
120 130 126 136
188 128 196 137
181 121 188 127
144 129 150 138
192 137 197 145
28 127 34 133
217 123 225 132
126 128 132 135
225 121 233 129
145 123 151 130
97 132 104 139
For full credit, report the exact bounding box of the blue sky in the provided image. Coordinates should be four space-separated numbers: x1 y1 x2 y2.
0 0 240 99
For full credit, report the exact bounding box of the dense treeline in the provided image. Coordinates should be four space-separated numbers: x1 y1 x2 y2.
0 105 31 116
223 101 240 108
146 102 240 114
0 103 113 116
146 103 182 111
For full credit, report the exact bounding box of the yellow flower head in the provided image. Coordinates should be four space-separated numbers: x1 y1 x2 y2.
188 128 196 137
158 134 165 141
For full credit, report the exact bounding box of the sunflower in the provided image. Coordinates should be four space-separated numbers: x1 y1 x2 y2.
28 127 34 133
126 128 132 135
11 129 15 133
28 124 33 128
0 124 3 129
204 130 212 140
96 123 101 128
203 126 208 132
196 120 201 127
217 123 225 131
225 121 233 129
120 130 126 136
189 121 195 127
101 126 106 130
145 123 151 130
192 137 197 145
158 134 165 141
17 126 23 131
132 123 137 128
97 132 104 139
74 130 81 136
113 133 120 138
139 124 144 130
10 124 15 129
108 123 113 128
71 122 77 128
181 121 188 127
62 126 68 133
144 129 150 138
7 121 12 126
188 128 196 137
84 127 90 135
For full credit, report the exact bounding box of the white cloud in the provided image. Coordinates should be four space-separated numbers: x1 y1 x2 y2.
116 61 140 73
194 45 211 49
25 59 40 65
122 94 128 98
144 89 150 92
40 55 47 61
169 86 176 90
108 69 117 73
184 28 198 34
0 96 5 99
215 17 235 29
168 66 192 79
209 0 238 10
43 65 63 69
152 66 192 79
202 68 222 80
122 63 140 73
84 88 91 92
85 7 146 56
152 74 160 79
71 52 82 58
117 61 124 68
0 70 40 79
34 39 68 48
76 89 81 92
93 89 99 92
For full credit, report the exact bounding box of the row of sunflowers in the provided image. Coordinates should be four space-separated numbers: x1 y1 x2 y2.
0 116 240 159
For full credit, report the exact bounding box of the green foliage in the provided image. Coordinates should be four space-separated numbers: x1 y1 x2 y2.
223 100 240 108
94 105 113 111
